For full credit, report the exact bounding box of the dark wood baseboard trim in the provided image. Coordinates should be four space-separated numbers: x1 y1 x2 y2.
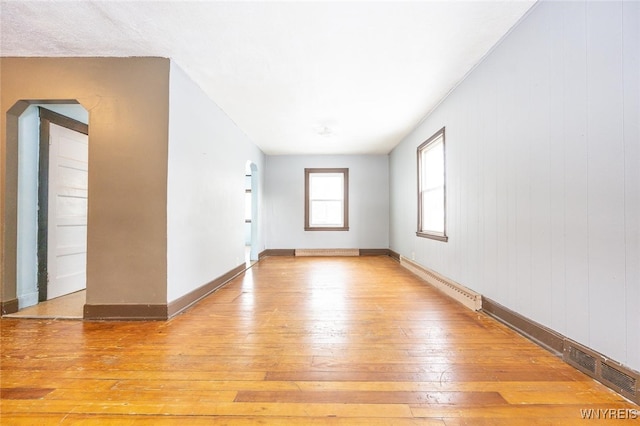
167 263 246 318
563 339 640 405
482 297 640 404
84 263 247 321
482 297 564 355
84 304 168 321
1 298 19 315
359 249 390 256
260 249 295 257
388 250 401 261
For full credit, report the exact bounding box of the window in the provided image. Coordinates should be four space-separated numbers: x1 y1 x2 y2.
245 174 252 223
417 127 447 241
245 191 252 222
305 168 349 231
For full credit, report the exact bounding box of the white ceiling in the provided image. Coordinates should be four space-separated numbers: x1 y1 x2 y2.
0 1 535 155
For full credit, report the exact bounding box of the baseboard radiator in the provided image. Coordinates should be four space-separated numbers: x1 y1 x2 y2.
399 256 482 311
564 339 639 405
295 249 360 257
399 257 639 404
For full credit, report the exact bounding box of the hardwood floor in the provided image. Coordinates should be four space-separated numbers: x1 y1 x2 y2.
1 256 636 424
3 290 85 319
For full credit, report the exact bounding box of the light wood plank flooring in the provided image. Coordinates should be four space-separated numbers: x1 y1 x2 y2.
1 256 636 424
3 290 85 320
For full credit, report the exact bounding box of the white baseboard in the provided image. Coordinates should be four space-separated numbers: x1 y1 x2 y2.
295 249 360 257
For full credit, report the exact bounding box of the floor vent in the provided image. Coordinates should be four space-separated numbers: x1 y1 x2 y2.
399 256 482 311
602 361 636 396
295 249 360 257
564 339 639 404
567 345 596 374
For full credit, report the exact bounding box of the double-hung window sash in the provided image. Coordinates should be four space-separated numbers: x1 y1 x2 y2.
417 128 447 241
305 168 349 231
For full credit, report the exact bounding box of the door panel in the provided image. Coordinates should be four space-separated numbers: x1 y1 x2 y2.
46 123 89 300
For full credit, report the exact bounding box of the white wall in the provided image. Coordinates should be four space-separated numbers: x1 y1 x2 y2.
17 103 88 308
390 0 639 371
167 61 265 303
265 155 389 249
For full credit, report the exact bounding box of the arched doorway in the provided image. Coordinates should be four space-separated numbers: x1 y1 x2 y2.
3 100 89 317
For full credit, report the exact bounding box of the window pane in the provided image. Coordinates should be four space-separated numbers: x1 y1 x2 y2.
422 139 444 189
311 200 343 226
422 188 444 233
245 192 252 221
310 174 343 200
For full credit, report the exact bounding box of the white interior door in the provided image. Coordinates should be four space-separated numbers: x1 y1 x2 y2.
47 123 89 300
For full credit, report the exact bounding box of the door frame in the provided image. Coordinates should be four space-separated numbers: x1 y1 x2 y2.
246 162 259 262
37 108 89 302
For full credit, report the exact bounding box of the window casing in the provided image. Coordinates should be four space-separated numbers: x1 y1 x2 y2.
417 127 447 241
305 168 349 231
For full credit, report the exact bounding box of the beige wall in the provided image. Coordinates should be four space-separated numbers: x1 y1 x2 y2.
1 57 170 307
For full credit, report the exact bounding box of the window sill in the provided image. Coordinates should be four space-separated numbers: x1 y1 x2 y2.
416 232 448 242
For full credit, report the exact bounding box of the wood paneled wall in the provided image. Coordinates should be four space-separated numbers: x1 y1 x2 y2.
389 1 639 371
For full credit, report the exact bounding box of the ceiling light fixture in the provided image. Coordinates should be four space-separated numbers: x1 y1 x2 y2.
314 125 335 138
